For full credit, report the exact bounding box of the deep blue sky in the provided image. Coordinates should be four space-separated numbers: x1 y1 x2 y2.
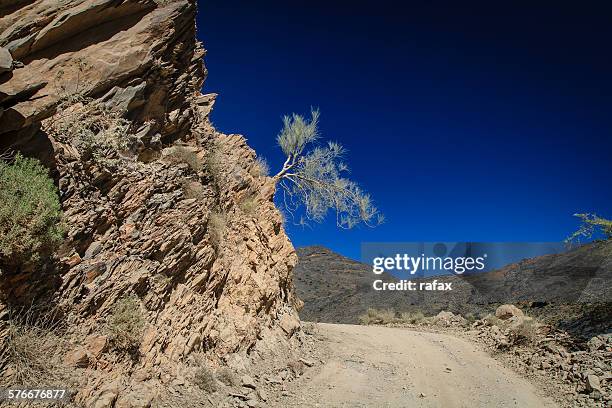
197 1 612 260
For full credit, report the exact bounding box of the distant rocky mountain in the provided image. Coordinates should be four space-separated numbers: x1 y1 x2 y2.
294 242 612 323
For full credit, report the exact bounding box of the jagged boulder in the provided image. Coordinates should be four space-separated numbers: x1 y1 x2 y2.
0 46 12 72
495 304 524 320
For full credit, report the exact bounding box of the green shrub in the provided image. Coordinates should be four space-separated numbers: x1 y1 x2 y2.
107 295 145 352
0 154 64 265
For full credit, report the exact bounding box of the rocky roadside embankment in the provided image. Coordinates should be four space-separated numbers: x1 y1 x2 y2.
0 1 305 406
369 305 611 408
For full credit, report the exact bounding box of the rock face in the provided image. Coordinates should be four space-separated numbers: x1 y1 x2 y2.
0 47 12 72
1 0 205 159
0 0 302 404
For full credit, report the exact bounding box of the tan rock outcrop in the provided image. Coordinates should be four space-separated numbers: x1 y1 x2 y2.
0 1 302 404
495 304 524 320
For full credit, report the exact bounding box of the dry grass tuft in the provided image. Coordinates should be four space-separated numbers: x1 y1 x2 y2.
509 318 539 344
208 212 226 248
203 143 223 182
399 311 425 324
238 194 258 216
484 314 504 327
358 308 397 325
107 295 145 353
250 157 270 177
194 366 217 393
1 306 70 387
215 367 237 386
165 146 201 173
182 180 205 200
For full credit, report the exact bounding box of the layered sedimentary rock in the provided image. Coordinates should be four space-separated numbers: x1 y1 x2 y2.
0 1 302 404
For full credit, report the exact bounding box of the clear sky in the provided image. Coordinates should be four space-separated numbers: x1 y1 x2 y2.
197 1 612 261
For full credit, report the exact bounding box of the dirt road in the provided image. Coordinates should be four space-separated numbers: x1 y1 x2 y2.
275 323 557 408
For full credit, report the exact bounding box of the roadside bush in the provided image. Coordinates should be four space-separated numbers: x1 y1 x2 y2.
483 314 504 327
509 319 539 344
463 312 478 325
0 154 64 265
400 311 425 324
194 366 217 393
359 308 396 325
107 295 145 352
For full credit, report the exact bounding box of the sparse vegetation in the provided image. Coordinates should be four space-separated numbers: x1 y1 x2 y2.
400 311 426 324
182 180 205 200
288 360 306 376
359 308 396 325
566 213 612 244
508 318 539 344
251 157 270 177
194 366 217 393
1 306 69 386
464 312 479 325
165 146 201 173
107 295 145 352
483 314 504 327
215 367 237 386
359 308 432 325
271 109 383 229
0 154 64 265
203 142 223 182
208 212 226 248
47 95 131 167
238 194 258 216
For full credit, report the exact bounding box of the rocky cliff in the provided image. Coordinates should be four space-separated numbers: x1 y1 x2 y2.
0 1 303 406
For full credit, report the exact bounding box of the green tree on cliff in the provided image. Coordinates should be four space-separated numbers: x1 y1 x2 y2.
271 109 383 229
